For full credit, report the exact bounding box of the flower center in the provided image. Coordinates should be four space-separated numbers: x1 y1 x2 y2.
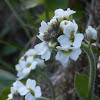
27 63 31 68
70 31 75 42
13 93 24 100
61 49 72 54
29 89 35 96
43 21 63 48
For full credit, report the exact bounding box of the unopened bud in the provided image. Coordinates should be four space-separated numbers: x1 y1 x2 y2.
86 26 97 40
43 33 50 42
51 31 58 38
48 41 57 48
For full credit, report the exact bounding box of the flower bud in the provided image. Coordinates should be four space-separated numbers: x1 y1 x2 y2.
48 41 57 48
86 26 97 40
43 33 50 42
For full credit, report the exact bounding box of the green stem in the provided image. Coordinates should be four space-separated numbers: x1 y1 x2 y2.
81 42 96 100
5 0 31 40
36 67 55 100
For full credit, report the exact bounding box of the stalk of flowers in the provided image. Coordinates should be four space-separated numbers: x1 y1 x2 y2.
34 8 84 67
7 79 42 100
15 49 46 80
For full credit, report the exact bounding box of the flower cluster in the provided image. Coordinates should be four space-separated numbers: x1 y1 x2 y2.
7 49 44 100
7 79 42 100
16 49 46 80
7 8 98 100
34 8 84 67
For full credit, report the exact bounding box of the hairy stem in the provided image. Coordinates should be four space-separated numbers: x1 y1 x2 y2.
81 42 96 100
36 67 55 100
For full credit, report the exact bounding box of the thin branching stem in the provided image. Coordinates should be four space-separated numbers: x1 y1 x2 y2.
36 67 56 100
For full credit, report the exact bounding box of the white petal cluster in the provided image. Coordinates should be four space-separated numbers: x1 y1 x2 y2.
16 49 46 80
86 26 97 40
35 8 84 66
34 20 53 61
58 20 83 48
56 20 83 66
34 42 52 61
7 79 42 100
56 46 82 67
48 8 76 25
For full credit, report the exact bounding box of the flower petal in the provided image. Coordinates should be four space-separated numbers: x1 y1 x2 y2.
22 68 31 75
13 81 29 96
25 93 36 100
73 19 78 33
26 56 33 63
56 51 69 67
66 8 76 16
63 22 74 37
41 48 52 61
35 58 46 68
25 49 36 56
37 33 44 41
34 42 48 55
54 8 64 16
57 35 72 47
39 21 48 33
73 34 84 48
7 93 13 100
70 48 82 61
30 61 37 70
34 86 42 98
26 79 36 89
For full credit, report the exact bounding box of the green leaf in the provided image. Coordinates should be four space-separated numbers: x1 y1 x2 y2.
1 45 17 56
0 69 16 95
75 73 100 100
0 87 10 100
23 0 43 9
75 73 88 100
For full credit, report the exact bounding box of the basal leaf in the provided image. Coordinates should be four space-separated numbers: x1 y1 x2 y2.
0 70 16 95
0 87 10 100
75 73 88 100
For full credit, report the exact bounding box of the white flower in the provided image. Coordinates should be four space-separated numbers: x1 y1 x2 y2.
58 20 84 48
7 87 17 100
25 79 42 100
13 81 29 96
37 21 49 41
48 17 57 25
20 49 46 68
8 79 42 100
86 26 97 40
16 49 46 80
16 56 37 80
35 21 53 61
56 46 82 67
54 8 76 21
24 49 37 56
7 81 29 100
34 42 52 61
